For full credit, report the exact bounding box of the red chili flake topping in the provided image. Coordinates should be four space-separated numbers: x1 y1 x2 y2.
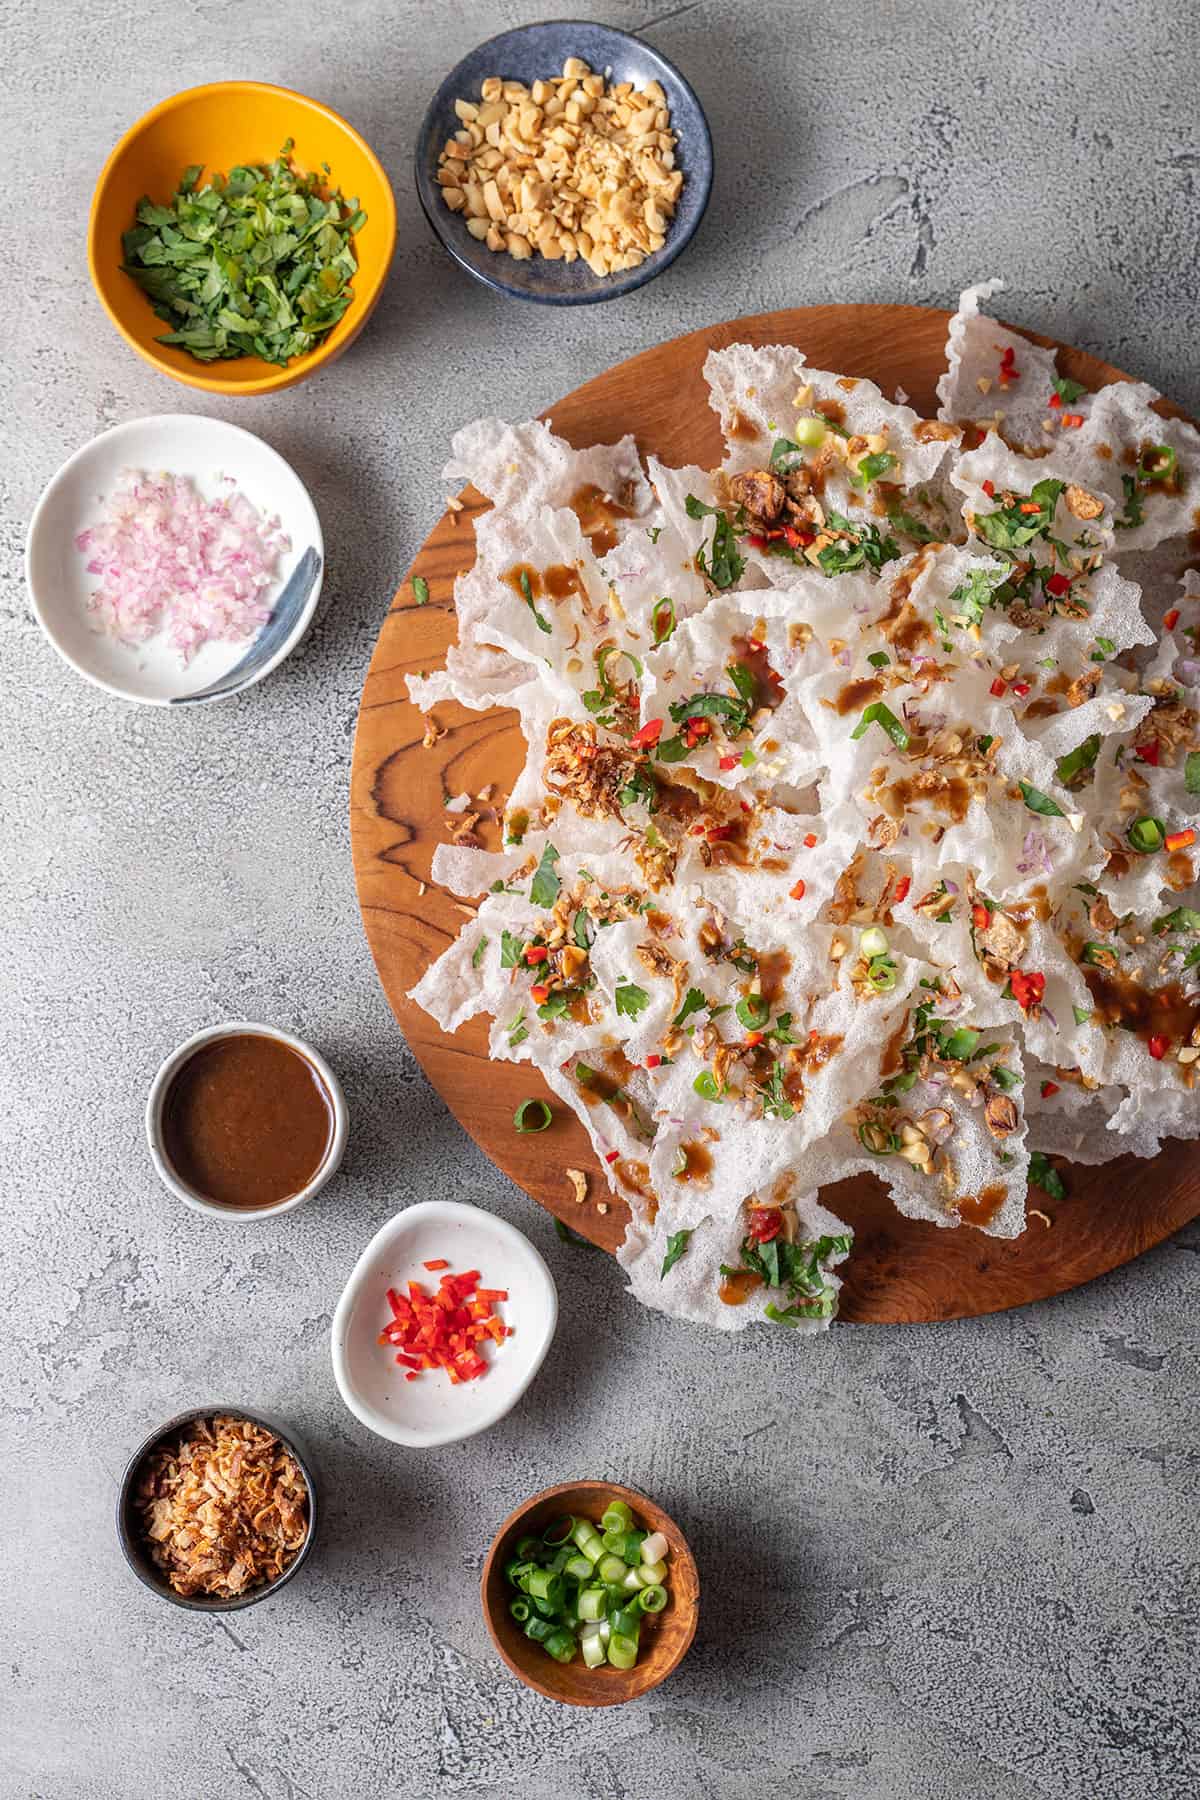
803 832 818 848
1165 828 1196 853
1045 572 1071 597
1148 1035 1169 1061
1048 392 1062 409
604 1149 620 1163
990 676 1007 697
1009 970 1046 1013
1018 501 1043 514
684 717 712 747
893 876 911 904
747 1207 784 1243
378 1264 512 1384
630 717 664 750
790 878 806 900
1062 413 1084 429
1040 1081 1060 1099
644 1053 662 1069
1135 741 1160 766
719 754 739 770
524 944 548 964
1164 608 1181 631
744 1030 764 1048
981 479 995 497
971 901 990 930
530 983 550 1004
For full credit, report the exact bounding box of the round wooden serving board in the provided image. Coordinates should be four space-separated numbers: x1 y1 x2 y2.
351 304 1200 1323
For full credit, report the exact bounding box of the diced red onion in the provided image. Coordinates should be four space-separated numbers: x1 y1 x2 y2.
75 470 288 664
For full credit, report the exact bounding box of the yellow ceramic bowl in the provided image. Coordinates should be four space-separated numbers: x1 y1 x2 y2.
88 81 396 396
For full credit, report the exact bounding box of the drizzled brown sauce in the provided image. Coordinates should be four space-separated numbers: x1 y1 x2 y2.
727 410 759 441
502 561 585 604
836 676 885 715
956 1185 1006 1228
674 1140 713 1183
731 633 784 710
1083 965 1200 1045
718 1268 763 1306
886 772 973 824
816 398 846 425
569 483 633 556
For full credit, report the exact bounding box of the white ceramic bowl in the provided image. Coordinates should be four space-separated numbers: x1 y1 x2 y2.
146 1021 347 1219
331 1201 558 1448
25 414 323 705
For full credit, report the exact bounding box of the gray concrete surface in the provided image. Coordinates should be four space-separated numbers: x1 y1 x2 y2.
3 1 1199 1795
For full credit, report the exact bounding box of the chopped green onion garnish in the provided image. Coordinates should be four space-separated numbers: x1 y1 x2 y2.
513 1098 553 1133
850 700 909 750
1127 814 1166 854
1139 443 1177 482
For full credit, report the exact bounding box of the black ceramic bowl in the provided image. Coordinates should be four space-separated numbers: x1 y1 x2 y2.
415 20 713 304
116 1405 318 1611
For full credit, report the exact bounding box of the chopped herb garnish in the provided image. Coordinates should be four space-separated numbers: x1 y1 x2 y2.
412 576 430 606
1127 814 1166 854
672 988 707 1029
507 1011 528 1047
1090 636 1116 662
500 930 527 968
867 650 891 669
514 1098 553 1133
974 478 1063 551
1028 1151 1066 1203
615 981 650 1020
120 144 367 367
1052 376 1088 405
573 910 595 950
472 936 489 970
1072 1005 1093 1025
849 451 898 489
817 512 900 576
685 494 745 589
651 596 677 644
660 1229 693 1279
1019 781 1065 819
1114 474 1145 531
1055 733 1100 787
693 1071 724 1102
947 566 1006 628
733 1231 852 1317
530 843 561 908
519 567 552 634
850 700 910 751
735 994 770 1031
1186 751 1200 796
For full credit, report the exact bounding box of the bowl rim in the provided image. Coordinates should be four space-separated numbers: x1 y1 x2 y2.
480 1477 700 1705
414 19 713 306
24 413 325 707
145 1019 348 1219
87 78 398 394
330 1199 558 1447
116 1403 319 1611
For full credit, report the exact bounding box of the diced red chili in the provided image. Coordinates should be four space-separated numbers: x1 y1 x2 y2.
719 754 739 770
744 1030 764 1048
422 1260 450 1272
1148 1035 1169 1061
1164 608 1180 631
530 983 550 1004
1045 573 1071 597
893 876 911 904
1048 392 1062 409
605 1149 619 1163
1135 741 1160 766
1062 413 1084 428
1012 682 1031 698
790 878 806 899
748 1207 784 1242
1165 828 1196 852
803 831 818 848
1009 969 1045 1012
645 1053 662 1069
971 902 990 930
1019 501 1042 514
990 676 1007 697
981 479 995 497
1041 1081 1060 1098
524 944 548 964
631 717 664 749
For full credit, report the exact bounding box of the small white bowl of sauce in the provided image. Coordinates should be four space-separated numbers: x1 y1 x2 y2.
146 1022 347 1219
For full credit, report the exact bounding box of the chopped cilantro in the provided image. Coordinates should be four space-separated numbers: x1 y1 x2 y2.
685 494 745 589
849 450 898 489
1052 376 1088 405
529 843 561 908
851 700 910 751
660 1229 692 1279
500 930 526 968
615 981 650 1020
412 576 429 606
1055 733 1100 787
1019 781 1065 819
1029 1151 1066 1202
672 988 707 1029
519 568 552 634
817 512 900 576
974 478 1063 551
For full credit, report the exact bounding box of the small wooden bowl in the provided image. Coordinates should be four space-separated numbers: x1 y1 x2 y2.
480 1480 699 1706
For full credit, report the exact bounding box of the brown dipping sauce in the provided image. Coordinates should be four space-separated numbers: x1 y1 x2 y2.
162 1033 334 1210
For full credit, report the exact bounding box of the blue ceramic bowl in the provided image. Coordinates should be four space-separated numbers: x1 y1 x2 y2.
415 20 712 305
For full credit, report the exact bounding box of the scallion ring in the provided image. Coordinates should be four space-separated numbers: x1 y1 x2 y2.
513 1098 554 1133
859 1120 899 1156
1139 444 1177 482
1127 815 1166 855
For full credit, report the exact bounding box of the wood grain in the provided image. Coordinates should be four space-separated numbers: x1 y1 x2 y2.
480 1480 699 1706
350 303 1200 1324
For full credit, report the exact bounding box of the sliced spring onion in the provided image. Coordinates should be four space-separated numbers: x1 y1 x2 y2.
598 1554 627 1584
860 926 888 958
638 1584 668 1613
542 1515 575 1545
601 1499 633 1532
578 1585 606 1622
621 1568 643 1592
509 1597 531 1622
581 1633 607 1668
524 1615 554 1643
850 700 909 750
639 1558 668 1585
1127 814 1166 854
514 1098 553 1133
793 416 828 447
1139 444 1177 481
543 1628 577 1663
564 1553 594 1582
640 1531 669 1564
607 1633 638 1670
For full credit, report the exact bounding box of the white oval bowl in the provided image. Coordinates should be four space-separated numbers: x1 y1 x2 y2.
25 414 323 705
331 1201 558 1448
146 1021 347 1219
